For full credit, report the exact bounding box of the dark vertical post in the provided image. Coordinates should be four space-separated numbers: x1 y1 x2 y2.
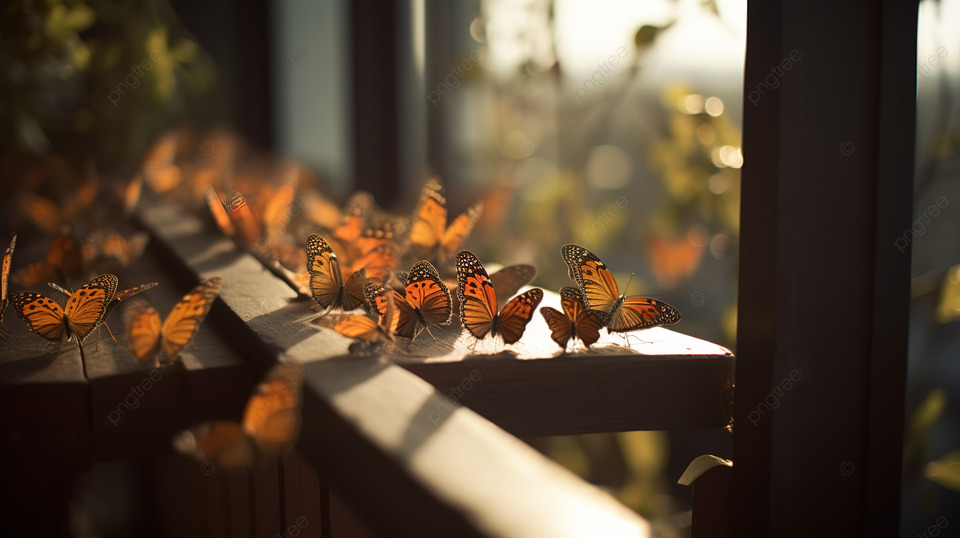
351 1 401 201
424 0 452 184
735 1 916 536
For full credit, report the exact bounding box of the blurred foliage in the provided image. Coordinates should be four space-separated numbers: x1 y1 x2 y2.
926 450 960 492
0 0 215 168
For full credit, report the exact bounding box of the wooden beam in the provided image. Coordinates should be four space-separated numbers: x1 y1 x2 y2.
735 1 916 535
140 200 652 537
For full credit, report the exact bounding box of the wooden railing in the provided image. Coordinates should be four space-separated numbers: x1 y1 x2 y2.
0 199 734 537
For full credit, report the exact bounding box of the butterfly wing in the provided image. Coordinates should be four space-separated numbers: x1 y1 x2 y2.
12 291 66 341
160 277 223 358
206 187 236 238
305 234 346 310
560 286 604 347
455 251 497 340
174 421 256 468
439 201 482 262
63 274 118 342
365 280 415 338
227 192 261 244
496 288 543 345
123 298 162 361
608 296 682 333
46 230 84 283
1 233 15 323
406 260 452 327
561 244 620 314
489 264 537 309
242 364 302 459
409 177 447 258
340 268 368 311
540 306 572 349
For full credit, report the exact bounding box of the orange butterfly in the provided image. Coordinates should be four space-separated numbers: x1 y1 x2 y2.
409 177 482 264
318 288 396 346
305 234 367 311
1 233 16 337
82 229 149 275
540 287 605 349
17 228 84 286
561 244 681 333
174 363 302 467
122 277 222 362
367 260 452 341
456 251 543 344
12 274 118 350
47 280 158 342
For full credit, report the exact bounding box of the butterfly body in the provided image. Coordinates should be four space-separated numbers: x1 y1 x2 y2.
12 274 119 347
456 251 543 345
561 244 681 333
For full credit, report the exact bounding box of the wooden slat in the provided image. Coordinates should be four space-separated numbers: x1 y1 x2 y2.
398 351 734 436
281 451 324 538
140 200 652 537
251 463 284 538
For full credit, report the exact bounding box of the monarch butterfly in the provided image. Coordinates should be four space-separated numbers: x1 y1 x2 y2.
409 177 483 264
47 280 158 343
456 251 543 344
174 363 302 467
17 228 84 286
366 260 452 341
1 233 16 337
12 273 119 349
122 277 222 362
305 234 367 311
561 244 681 333
539 287 606 349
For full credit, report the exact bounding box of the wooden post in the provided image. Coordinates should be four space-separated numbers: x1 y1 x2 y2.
735 0 916 535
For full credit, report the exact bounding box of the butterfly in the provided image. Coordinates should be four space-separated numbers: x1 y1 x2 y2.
47 280 158 342
136 130 183 195
23 182 98 236
1 233 16 337
540 287 606 349
409 177 483 264
366 260 452 341
122 277 222 362
17 228 84 286
305 234 368 311
82 229 149 275
12 274 118 350
456 251 543 344
173 363 302 467
561 244 681 333
318 287 396 345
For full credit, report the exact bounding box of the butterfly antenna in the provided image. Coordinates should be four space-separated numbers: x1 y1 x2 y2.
622 272 636 298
